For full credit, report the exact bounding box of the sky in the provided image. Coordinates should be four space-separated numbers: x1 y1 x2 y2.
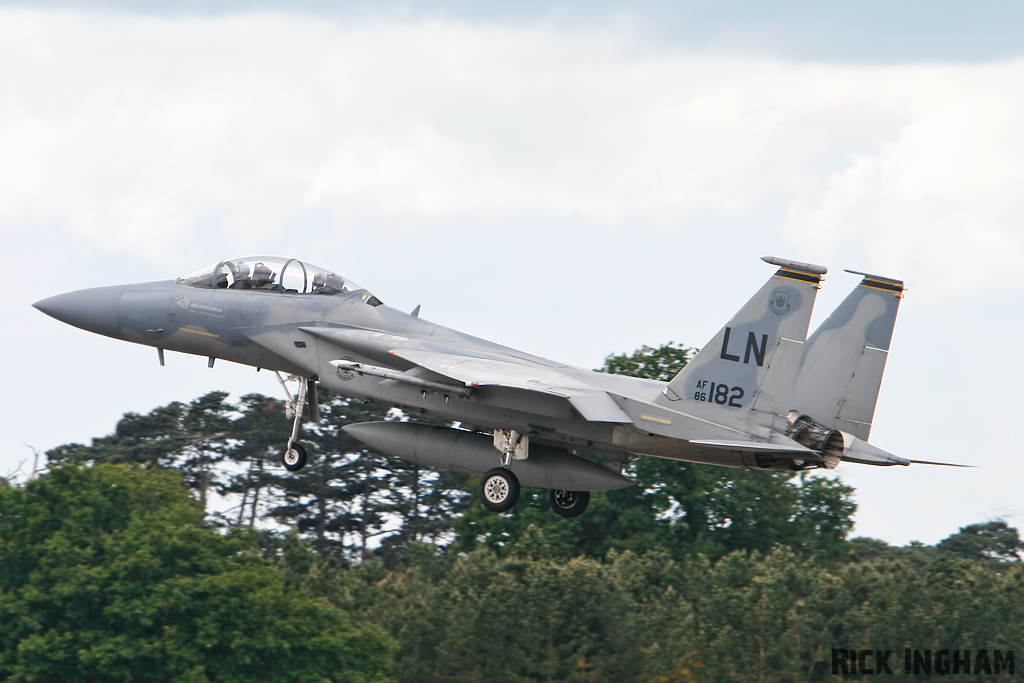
2 1 1022 545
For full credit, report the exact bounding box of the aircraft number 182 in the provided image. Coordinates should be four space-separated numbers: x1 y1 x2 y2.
694 379 744 407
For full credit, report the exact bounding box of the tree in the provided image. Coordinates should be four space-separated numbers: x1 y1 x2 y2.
47 391 233 507
266 389 395 560
263 388 471 565
0 463 395 682
848 522 1024 571
937 520 1024 564
220 392 292 528
44 340 857 565
44 389 471 563
601 341 694 382
47 402 189 468
177 391 233 507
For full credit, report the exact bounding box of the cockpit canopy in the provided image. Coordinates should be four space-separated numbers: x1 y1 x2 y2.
178 256 378 302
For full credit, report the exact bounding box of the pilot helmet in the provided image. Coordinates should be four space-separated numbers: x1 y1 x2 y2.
322 273 345 293
252 262 274 284
314 272 345 293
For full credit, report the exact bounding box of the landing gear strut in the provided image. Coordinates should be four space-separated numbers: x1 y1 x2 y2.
276 372 318 472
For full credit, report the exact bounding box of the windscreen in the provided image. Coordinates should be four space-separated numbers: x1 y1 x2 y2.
177 256 366 296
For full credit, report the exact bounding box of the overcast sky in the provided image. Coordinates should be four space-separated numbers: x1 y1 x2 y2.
3 2 1022 545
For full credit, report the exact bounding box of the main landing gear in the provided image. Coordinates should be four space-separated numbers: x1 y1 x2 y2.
478 473 592 517
479 468 521 512
276 372 319 472
477 428 591 516
478 429 526 512
549 489 590 517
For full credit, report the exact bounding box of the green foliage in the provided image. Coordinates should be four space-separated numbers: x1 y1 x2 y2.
601 341 694 382
851 521 1024 571
452 468 855 564
937 520 1024 563
47 392 233 507
283 388 471 565
46 389 469 565
293 529 1024 683
0 464 395 683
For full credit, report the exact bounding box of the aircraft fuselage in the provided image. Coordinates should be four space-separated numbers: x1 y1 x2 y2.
35 277 766 469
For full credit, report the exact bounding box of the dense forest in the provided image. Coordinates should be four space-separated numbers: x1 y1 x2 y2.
2 344 1021 682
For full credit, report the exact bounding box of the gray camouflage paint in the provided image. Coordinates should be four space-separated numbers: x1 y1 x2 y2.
33 256 911 489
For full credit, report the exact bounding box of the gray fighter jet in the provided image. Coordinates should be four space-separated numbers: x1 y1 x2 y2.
33 255 941 517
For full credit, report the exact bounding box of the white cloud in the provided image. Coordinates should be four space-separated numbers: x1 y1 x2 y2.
784 63 1024 294
2 11 1024 293
306 126 518 216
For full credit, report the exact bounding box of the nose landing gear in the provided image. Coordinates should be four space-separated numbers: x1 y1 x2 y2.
275 372 318 472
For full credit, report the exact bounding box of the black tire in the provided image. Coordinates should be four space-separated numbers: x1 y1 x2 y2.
549 489 590 518
282 442 308 472
479 468 521 512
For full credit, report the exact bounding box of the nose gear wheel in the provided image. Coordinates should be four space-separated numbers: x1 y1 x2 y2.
282 443 308 472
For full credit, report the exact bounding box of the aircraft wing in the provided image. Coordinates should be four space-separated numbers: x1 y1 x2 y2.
391 349 634 423
392 349 585 395
300 325 634 423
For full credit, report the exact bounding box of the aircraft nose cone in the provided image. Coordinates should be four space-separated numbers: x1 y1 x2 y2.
33 285 125 339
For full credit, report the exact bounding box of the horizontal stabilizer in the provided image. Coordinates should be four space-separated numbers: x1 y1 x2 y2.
841 436 909 466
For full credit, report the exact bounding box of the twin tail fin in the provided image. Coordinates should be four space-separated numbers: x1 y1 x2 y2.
792 270 905 440
654 257 825 418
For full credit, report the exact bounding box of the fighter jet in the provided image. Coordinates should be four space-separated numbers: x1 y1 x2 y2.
33 255 939 517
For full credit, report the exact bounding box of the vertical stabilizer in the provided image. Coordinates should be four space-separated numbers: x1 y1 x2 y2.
793 271 905 440
655 257 824 420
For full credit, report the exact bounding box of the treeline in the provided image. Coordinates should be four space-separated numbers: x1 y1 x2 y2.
3 461 1021 682
2 343 1021 682
292 531 1024 682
